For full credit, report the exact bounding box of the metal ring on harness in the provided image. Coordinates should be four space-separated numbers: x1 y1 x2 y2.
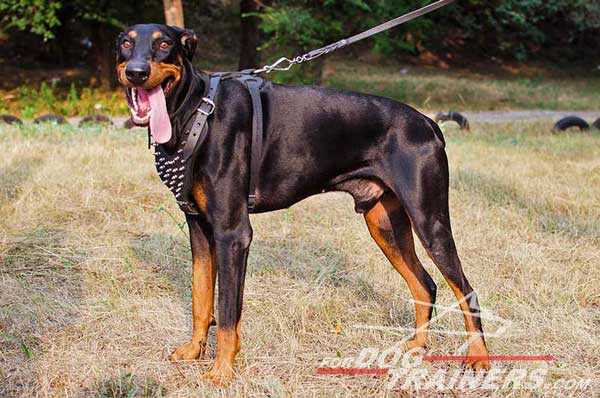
197 97 216 116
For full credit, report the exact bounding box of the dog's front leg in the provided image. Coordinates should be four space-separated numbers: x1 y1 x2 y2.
203 220 252 386
170 214 216 361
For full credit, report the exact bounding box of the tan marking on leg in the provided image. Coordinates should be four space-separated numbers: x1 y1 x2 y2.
192 183 207 213
447 280 490 370
365 195 433 350
204 325 240 386
170 232 216 361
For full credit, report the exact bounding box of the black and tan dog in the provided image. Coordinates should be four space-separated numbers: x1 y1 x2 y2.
116 24 490 385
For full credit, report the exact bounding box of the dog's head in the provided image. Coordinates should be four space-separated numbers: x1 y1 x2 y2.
116 24 197 143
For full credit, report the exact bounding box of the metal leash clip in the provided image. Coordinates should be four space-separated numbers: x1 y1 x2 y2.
198 97 216 115
254 57 296 74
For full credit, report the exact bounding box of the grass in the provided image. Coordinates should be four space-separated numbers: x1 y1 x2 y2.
323 61 600 112
2 61 600 119
0 121 599 397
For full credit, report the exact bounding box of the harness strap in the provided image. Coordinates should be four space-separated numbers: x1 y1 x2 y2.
158 72 264 215
236 75 264 212
182 74 222 162
174 73 222 215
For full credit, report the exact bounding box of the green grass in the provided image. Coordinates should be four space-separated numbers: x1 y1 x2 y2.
324 62 600 111
1 122 599 397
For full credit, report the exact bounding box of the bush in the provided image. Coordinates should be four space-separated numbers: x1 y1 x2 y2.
256 0 600 72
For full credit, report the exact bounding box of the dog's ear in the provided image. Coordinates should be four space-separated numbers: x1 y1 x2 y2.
170 26 197 61
115 31 126 60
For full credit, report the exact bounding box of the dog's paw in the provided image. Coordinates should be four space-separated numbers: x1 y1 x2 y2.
402 338 427 352
464 357 490 372
170 340 205 361
464 338 490 371
203 362 234 387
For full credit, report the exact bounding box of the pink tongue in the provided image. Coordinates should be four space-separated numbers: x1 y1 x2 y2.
143 85 172 144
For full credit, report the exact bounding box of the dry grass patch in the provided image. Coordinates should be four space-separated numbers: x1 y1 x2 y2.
1 121 599 397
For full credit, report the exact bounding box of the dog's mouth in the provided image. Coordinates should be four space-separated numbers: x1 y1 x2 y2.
124 77 175 144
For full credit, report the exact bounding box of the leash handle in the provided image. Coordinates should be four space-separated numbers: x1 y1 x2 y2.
253 0 455 75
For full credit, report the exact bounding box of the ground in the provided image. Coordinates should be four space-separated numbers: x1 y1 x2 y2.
1 119 598 397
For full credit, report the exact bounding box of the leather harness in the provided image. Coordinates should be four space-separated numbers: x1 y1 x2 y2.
153 72 264 215
150 0 457 215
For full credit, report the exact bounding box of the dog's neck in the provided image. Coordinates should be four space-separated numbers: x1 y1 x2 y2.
162 61 208 151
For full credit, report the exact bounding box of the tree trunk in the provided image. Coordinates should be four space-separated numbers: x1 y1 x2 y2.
163 0 185 28
238 0 260 70
91 22 114 90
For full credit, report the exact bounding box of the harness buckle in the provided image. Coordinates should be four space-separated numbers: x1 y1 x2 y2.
197 97 216 116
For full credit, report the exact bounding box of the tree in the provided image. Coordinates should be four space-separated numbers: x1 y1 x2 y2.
163 0 184 27
0 0 163 89
238 0 260 70
254 0 373 83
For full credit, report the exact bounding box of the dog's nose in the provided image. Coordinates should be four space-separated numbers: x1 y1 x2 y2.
125 62 151 85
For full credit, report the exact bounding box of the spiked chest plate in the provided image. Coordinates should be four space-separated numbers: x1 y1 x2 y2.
154 140 191 210
151 73 223 215
151 72 264 215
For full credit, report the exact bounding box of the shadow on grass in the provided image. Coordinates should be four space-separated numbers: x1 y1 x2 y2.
127 230 385 306
250 236 384 303
87 373 166 398
128 232 191 298
0 154 45 204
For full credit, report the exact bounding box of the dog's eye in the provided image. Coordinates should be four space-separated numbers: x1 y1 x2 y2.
159 41 170 50
122 40 132 49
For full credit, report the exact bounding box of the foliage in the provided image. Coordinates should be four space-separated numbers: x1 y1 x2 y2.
448 0 600 61
0 0 62 40
256 0 368 51
4 82 129 117
0 0 142 38
255 0 600 67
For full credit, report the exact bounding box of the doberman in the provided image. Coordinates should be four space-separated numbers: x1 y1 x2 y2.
116 23 490 385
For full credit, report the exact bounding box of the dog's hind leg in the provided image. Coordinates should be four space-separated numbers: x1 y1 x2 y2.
364 191 437 351
170 214 217 361
386 123 490 370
